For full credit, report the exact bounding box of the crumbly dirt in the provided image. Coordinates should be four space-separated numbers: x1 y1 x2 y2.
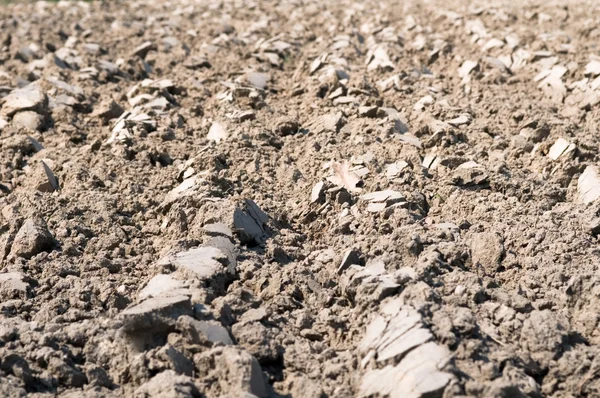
1 0 600 397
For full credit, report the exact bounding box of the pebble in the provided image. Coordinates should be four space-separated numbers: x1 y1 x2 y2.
10 217 55 259
1 84 48 118
120 295 192 333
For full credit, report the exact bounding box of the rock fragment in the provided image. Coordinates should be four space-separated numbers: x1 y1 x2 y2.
12 111 44 131
1 85 48 118
338 249 361 274
578 166 600 204
327 161 362 193
158 246 231 280
130 41 156 58
306 112 344 134
233 199 269 245
10 217 55 259
40 160 59 192
547 138 576 160
386 161 408 179
177 315 233 345
584 60 600 77
139 274 185 301
203 223 233 238
359 342 451 398
120 295 192 334
91 99 124 123
207 122 228 143
246 72 269 90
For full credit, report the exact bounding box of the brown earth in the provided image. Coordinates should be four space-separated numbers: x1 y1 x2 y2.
1 0 600 397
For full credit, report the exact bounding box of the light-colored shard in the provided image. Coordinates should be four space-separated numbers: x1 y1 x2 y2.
246 72 269 90
547 138 576 160
578 166 600 204
376 326 432 362
398 134 421 148
446 113 472 126
458 60 478 79
327 161 362 193
1 85 47 117
139 274 185 300
367 46 394 71
208 122 228 143
511 48 530 70
161 176 201 208
41 160 59 191
361 190 404 203
359 342 451 398
380 107 409 133
482 38 504 52
413 95 434 112
367 202 387 212
203 223 233 238
584 60 600 77
386 161 409 179
537 65 567 88
311 181 324 203
422 154 438 169
590 76 600 91
160 246 229 279
457 161 482 169
360 315 388 353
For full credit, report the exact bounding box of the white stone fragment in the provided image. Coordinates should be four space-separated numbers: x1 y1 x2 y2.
584 60 600 77
208 122 228 143
578 166 600 204
547 138 576 160
386 161 409 179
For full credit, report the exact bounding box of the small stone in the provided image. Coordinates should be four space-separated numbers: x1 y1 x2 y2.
207 122 228 143
358 106 378 118
458 60 478 79
10 217 55 259
39 160 59 192
12 111 44 131
246 72 269 90
547 138 576 160
139 274 185 301
311 181 325 203
239 307 267 324
386 161 409 179
578 166 600 204
130 41 156 58
91 100 124 123
233 199 268 245
584 60 600 77
158 246 230 280
273 118 299 136
1 84 48 118
177 315 233 345
338 249 360 274
203 223 233 238
359 342 451 398
120 295 192 334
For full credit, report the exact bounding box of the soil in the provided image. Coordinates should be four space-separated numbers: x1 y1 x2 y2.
1 0 600 397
